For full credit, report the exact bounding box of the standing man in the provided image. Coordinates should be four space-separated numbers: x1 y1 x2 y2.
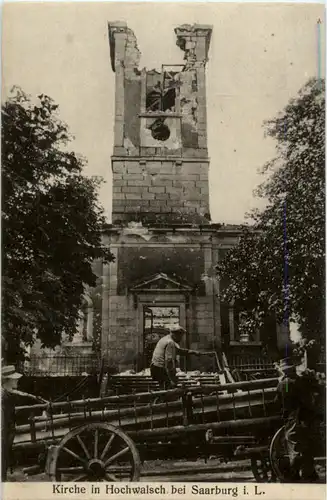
1 365 22 480
150 325 210 389
275 356 321 482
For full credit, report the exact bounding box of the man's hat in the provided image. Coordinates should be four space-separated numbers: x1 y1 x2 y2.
2 365 22 379
275 356 302 374
168 325 186 334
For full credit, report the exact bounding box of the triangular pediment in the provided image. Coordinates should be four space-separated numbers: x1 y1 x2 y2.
130 273 193 293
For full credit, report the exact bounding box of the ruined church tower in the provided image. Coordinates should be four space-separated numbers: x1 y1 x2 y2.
102 23 240 371
109 22 212 225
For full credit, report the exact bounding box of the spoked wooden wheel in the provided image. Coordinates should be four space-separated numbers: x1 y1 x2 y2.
48 423 141 482
251 456 276 482
269 426 290 481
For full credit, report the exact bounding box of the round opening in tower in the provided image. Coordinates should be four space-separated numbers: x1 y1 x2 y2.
151 119 171 141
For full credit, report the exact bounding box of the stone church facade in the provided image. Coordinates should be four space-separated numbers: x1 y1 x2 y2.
25 23 281 379
100 22 276 373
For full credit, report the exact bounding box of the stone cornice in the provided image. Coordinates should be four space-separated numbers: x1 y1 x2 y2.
111 156 210 163
102 222 245 237
175 24 213 40
175 24 212 65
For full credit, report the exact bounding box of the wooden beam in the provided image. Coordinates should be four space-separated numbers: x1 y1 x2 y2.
16 378 278 416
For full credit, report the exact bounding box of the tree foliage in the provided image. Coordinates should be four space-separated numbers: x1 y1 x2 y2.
216 79 325 348
2 87 114 362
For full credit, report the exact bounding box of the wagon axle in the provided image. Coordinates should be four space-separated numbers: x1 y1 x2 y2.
87 459 108 479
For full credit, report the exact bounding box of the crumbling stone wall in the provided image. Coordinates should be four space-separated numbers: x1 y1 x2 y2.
116 246 206 295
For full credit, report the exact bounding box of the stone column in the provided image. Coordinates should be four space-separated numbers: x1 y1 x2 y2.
113 34 126 148
108 23 128 149
203 242 216 354
101 262 110 356
101 235 119 362
108 22 141 155
212 243 222 350
194 31 210 149
175 24 212 151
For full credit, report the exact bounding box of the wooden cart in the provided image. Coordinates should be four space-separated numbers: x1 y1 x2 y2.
13 375 283 482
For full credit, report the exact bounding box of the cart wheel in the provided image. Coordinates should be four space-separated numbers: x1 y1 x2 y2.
48 423 141 482
251 456 276 482
269 426 290 481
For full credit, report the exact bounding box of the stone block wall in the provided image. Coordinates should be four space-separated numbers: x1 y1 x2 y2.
115 244 206 296
112 159 210 224
106 295 139 371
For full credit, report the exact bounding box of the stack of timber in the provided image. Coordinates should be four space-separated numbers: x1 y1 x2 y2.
108 367 235 395
108 375 226 395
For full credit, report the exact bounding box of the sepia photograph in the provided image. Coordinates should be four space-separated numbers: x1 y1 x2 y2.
1 1 326 489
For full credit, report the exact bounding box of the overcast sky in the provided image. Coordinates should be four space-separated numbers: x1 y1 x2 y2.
2 2 325 223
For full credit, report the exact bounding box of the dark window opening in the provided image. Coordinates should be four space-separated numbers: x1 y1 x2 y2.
149 118 171 141
143 306 180 368
235 310 256 343
145 68 182 113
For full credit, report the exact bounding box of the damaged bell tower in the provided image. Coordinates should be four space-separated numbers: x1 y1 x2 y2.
102 22 240 373
108 22 212 224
